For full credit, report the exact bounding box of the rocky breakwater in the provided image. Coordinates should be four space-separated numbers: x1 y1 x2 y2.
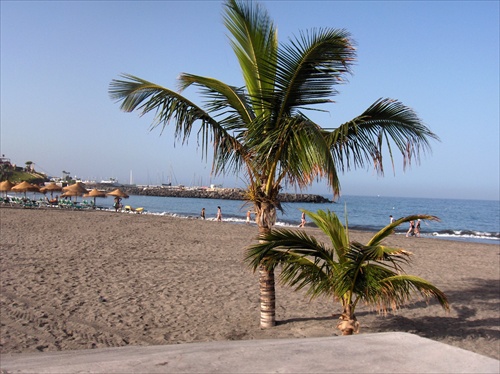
110 185 331 203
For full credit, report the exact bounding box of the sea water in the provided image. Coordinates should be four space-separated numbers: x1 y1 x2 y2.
98 194 499 245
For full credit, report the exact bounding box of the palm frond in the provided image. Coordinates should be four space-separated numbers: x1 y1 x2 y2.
345 243 412 267
331 259 398 303
177 73 255 175
273 28 355 119
245 228 333 271
109 74 213 142
245 115 339 192
178 73 254 126
303 209 349 259
325 98 440 175
379 275 450 312
335 264 449 314
274 116 339 192
245 228 340 299
368 214 440 246
109 73 248 177
279 255 334 298
223 0 278 116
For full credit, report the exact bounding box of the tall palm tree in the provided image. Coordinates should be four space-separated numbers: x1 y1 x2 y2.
245 209 450 335
109 0 439 328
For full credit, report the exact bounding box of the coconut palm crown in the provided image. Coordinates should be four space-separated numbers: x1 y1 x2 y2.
245 209 450 335
109 0 439 328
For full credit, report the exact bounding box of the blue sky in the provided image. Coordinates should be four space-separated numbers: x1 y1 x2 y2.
1 0 498 200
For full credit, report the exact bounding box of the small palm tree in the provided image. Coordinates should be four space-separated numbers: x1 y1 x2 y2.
245 209 450 335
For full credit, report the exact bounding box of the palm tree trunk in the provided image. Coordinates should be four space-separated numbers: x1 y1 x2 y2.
337 302 359 335
259 263 276 328
256 201 277 328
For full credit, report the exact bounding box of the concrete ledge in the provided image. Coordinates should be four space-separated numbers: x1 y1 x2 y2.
1 333 499 373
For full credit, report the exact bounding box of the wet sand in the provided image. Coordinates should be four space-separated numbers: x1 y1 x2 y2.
1 207 498 359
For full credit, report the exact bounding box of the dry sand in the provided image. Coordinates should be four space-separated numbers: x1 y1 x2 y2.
1 207 499 359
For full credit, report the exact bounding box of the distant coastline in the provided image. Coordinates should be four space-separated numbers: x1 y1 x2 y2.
93 184 331 203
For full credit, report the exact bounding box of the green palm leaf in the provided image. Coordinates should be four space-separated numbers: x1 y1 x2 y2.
178 73 254 126
109 74 214 144
379 275 450 312
245 228 331 270
302 209 349 258
274 28 355 117
246 116 340 191
245 228 338 299
368 214 440 246
326 98 440 175
223 0 277 116
109 73 247 176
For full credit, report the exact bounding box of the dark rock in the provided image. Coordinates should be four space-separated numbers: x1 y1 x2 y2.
93 184 331 203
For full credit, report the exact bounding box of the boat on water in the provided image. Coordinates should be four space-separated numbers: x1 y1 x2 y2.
99 178 121 187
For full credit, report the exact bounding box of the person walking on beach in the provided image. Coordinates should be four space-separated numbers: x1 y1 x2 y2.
217 206 222 222
246 210 252 224
406 220 415 237
298 211 306 228
200 208 205 220
415 219 421 237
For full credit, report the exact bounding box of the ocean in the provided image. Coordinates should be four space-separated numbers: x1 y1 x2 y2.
98 194 499 245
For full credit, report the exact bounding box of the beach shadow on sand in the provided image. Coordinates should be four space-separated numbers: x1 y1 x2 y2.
276 315 336 325
375 278 500 342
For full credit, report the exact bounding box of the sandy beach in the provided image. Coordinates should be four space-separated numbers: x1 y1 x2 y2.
1 207 499 360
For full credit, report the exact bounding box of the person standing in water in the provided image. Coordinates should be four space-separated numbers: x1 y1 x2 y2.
415 219 421 237
200 208 205 220
217 206 222 222
298 211 306 228
406 220 415 237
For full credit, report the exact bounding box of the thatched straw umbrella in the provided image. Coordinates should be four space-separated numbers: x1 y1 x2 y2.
83 188 107 207
62 182 88 193
61 182 88 203
106 188 129 198
40 182 63 198
11 181 40 198
0 180 14 197
107 188 129 211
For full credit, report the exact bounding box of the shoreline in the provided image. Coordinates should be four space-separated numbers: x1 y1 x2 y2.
1 208 499 359
4 202 498 246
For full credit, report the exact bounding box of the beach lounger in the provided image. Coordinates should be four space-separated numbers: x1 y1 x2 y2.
21 200 37 209
58 200 82 210
124 205 145 214
0 196 15 206
80 200 94 209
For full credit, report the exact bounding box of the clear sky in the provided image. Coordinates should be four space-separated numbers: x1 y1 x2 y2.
1 0 499 200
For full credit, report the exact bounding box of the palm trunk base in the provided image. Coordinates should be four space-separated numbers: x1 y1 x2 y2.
259 265 276 328
337 312 360 335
